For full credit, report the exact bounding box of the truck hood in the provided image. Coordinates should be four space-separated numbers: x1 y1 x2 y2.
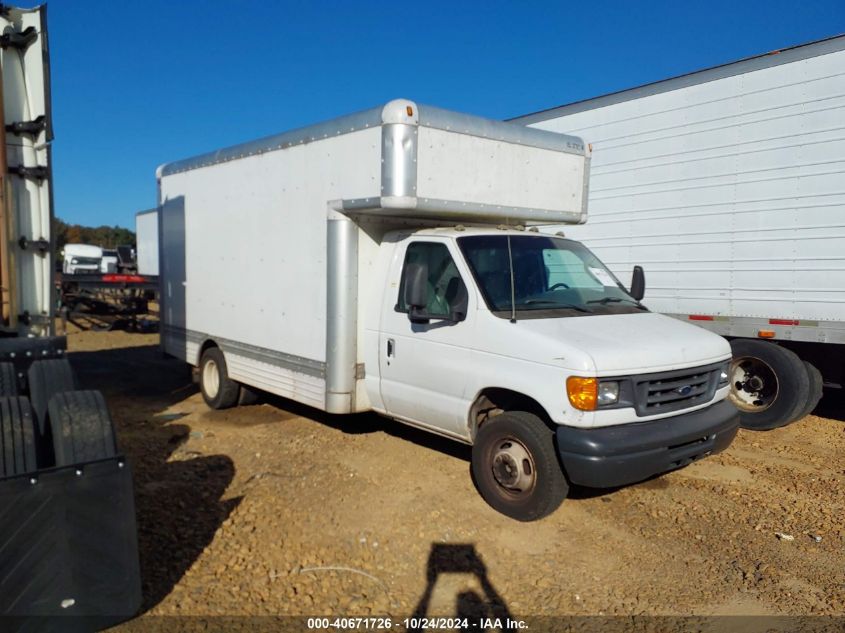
509 312 730 375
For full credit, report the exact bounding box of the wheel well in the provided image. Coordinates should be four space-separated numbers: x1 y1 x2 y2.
198 339 219 366
468 388 553 440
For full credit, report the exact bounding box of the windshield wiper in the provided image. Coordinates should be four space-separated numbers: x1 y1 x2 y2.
518 300 592 313
587 297 647 309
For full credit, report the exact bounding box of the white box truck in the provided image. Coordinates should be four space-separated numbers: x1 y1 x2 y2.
157 99 739 521
513 35 845 432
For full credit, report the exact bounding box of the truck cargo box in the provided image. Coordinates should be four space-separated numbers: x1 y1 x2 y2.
158 99 591 414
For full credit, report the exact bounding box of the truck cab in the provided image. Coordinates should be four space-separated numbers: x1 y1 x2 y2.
367 227 737 519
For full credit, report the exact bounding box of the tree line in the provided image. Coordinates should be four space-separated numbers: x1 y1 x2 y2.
53 217 135 254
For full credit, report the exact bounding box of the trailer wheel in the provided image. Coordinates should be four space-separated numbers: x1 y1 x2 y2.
471 411 568 521
199 347 240 409
795 361 823 421
0 396 37 477
728 340 809 430
0 362 18 396
27 358 76 435
49 390 117 467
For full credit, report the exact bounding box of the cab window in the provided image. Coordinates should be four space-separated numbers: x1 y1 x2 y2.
397 242 467 319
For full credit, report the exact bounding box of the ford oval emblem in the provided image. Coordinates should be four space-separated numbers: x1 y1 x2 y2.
676 385 693 396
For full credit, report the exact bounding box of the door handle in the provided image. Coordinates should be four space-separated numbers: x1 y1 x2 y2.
386 338 395 358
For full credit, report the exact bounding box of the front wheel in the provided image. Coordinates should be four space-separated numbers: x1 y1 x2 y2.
471 411 568 521
199 347 240 410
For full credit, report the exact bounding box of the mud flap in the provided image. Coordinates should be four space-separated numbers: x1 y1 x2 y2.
0 457 142 631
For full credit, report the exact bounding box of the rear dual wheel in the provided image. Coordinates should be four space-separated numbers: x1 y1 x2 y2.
199 347 263 409
199 347 240 409
729 340 822 430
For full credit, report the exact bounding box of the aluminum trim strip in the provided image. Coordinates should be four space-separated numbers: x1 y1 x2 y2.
161 324 326 378
341 197 585 224
159 106 385 177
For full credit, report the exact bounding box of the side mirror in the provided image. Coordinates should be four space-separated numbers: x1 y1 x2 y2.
403 262 430 323
630 265 645 301
446 277 468 323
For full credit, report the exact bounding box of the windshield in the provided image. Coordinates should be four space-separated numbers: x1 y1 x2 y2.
457 234 645 318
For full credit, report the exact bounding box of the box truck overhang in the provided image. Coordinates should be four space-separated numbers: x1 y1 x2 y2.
157 99 591 226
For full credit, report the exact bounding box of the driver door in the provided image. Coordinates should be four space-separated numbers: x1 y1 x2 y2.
378 239 474 437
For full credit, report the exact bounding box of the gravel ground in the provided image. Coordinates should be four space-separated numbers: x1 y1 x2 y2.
64 328 845 625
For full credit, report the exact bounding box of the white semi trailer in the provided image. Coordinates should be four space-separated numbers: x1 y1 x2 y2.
513 35 845 431
158 99 739 521
0 4 140 624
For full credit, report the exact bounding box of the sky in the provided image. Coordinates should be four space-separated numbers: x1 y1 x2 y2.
13 0 845 229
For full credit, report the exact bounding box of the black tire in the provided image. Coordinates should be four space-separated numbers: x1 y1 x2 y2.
238 384 261 406
49 390 117 467
0 396 37 477
729 340 809 431
0 362 18 397
471 411 568 521
794 361 823 421
199 347 240 409
27 358 76 435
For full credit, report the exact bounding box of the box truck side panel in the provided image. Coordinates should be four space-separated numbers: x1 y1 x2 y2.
159 126 382 408
516 40 845 339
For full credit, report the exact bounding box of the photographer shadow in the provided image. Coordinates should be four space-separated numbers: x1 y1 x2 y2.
408 544 513 633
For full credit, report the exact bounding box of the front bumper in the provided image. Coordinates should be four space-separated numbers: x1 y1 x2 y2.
556 399 739 489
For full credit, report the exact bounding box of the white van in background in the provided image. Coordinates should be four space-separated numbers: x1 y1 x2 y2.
62 243 102 275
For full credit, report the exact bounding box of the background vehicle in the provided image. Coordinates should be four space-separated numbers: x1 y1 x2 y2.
62 243 102 274
100 248 119 273
0 3 141 625
512 34 845 431
158 99 738 521
135 208 158 276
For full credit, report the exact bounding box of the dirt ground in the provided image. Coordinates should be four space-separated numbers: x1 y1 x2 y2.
64 328 844 625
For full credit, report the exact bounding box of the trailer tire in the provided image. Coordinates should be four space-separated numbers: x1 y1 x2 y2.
0 362 18 396
728 340 809 430
199 347 240 409
49 390 117 467
795 361 823 421
0 396 37 477
471 411 568 521
27 358 76 435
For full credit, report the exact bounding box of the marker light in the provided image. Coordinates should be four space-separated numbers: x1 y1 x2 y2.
406 105 414 116
567 376 598 411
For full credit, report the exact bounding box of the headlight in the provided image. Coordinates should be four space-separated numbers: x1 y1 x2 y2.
718 362 730 385
598 381 620 405
71 258 79 264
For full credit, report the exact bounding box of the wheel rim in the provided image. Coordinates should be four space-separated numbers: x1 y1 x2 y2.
203 359 220 399
490 436 536 496
729 356 778 412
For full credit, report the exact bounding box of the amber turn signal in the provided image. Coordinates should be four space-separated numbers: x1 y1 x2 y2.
567 376 598 411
